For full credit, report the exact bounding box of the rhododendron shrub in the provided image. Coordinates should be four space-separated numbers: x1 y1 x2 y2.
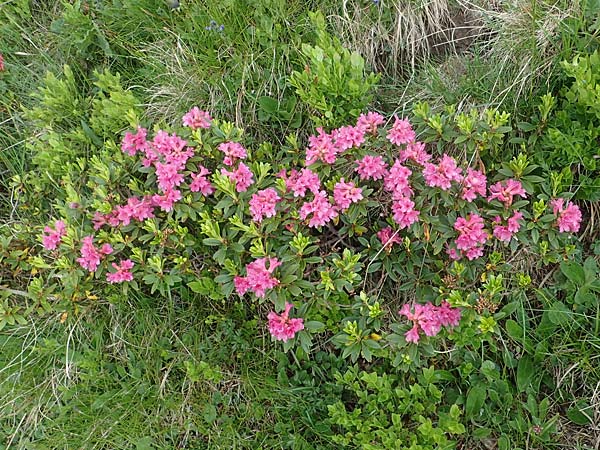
34 105 583 359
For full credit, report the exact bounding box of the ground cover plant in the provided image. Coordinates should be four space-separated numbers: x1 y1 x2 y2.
1 0 599 449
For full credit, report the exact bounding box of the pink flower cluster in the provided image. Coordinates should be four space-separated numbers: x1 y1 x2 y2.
399 301 461 344
488 179 527 207
218 141 247 166
399 141 431 166
234 257 281 298
423 154 462 191
221 162 254 192
76 236 113 272
42 220 67 250
182 107 212 130
106 259 134 283
305 114 381 166
189 165 214 195
451 213 489 260
0 53 4 72
493 211 523 242
387 116 416 146
249 188 281 222
461 168 487 202
268 302 304 342
333 179 363 211
299 191 338 228
551 198 582 233
377 227 401 250
280 168 321 197
355 155 388 181
356 112 384 134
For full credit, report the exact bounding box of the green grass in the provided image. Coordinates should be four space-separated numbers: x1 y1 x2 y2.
0 294 343 449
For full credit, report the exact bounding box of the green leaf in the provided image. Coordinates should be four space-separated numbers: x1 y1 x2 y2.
304 321 325 332
465 385 486 419
547 301 571 325
516 355 534 393
560 261 585 286
566 401 593 425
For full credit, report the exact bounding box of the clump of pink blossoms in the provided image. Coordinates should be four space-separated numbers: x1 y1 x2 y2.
77 236 113 272
452 213 488 260
391 196 420 229
399 141 431 166
460 168 487 202
422 154 462 190
493 211 523 242
333 178 363 211
221 162 254 192
218 141 247 166
387 116 416 145
121 127 149 156
355 155 388 181
399 301 461 344
189 165 214 195
488 179 527 207
106 259 134 283
249 188 281 222
280 168 321 198
299 191 338 228
377 227 401 250
182 107 212 130
268 302 304 342
234 257 281 298
356 112 384 134
551 198 582 233
42 220 67 250
332 125 365 151
305 127 338 166
384 160 413 199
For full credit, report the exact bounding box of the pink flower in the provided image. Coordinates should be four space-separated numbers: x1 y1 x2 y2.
551 198 582 233
0 53 4 72
453 213 488 260
121 127 149 156
182 107 212 129
106 259 134 283
391 196 419 229
399 141 431 166
152 188 182 212
461 168 487 202
306 128 338 166
235 257 281 298
488 179 527 207
357 112 385 134
507 211 523 233
189 165 214 195
332 125 365 151
422 154 462 191
387 116 416 146
221 162 254 192
249 188 281 222
493 224 512 242
268 302 304 342
299 191 338 228
42 220 67 250
333 178 363 211
377 227 401 249
281 168 321 197
355 155 388 181
384 160 413 198
218 141 247 166
76 236 110 272
155 161 185 192
399 301 461 344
